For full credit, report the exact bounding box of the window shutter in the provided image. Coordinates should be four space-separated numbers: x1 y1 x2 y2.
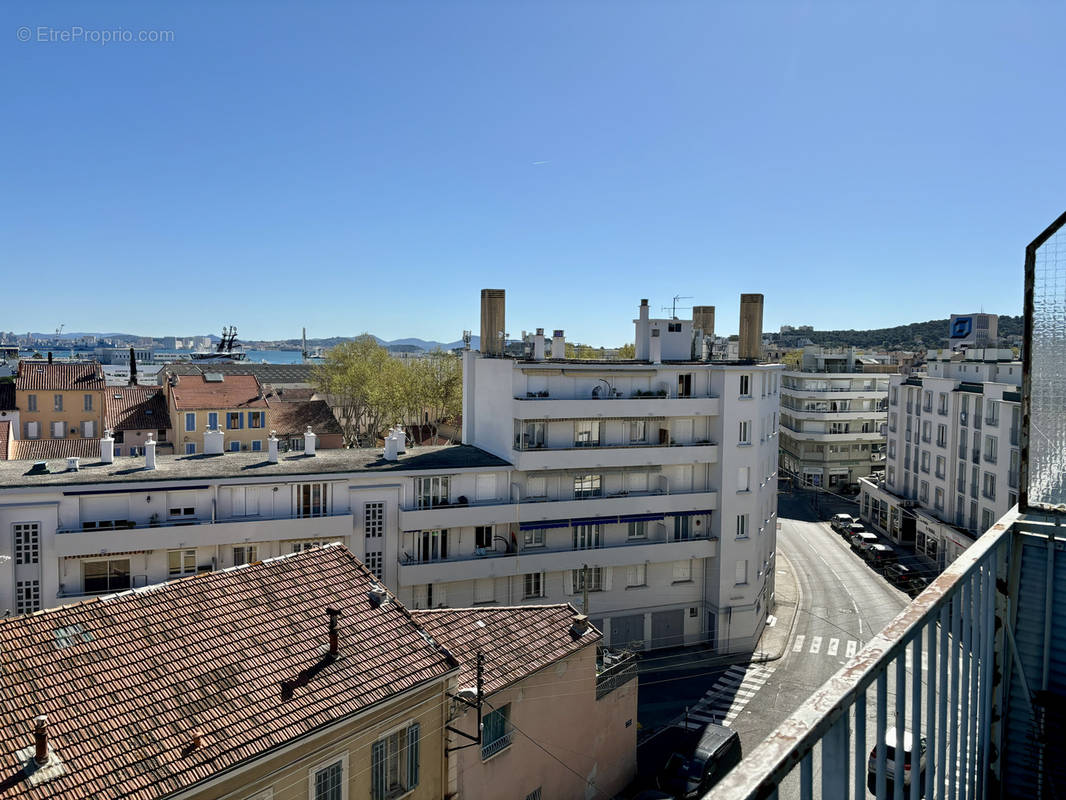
209 412 218 429
371 739 386 800
564 570 574 595
407 722 420 788
603 567 613 591
239 412 245 429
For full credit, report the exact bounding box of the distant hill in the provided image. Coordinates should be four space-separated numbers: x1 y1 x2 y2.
797 315 1023 350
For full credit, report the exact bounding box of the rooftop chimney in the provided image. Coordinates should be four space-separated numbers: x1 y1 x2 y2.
268 431 279 463
303 426 317 457
66 456 79 472
368 584 389 608
33 715 49 767
570 614 591 638
383 430 399 461
635 299 650 360
480 289 506 356
550 330 565 359
327 607 342 658
693 305 715 361
128 346 137 387
533 328 545 360
739 294 764 361
393 426 406 454
101 429 114 464
649 328 662 364
204 426 224 455
144 433 156 470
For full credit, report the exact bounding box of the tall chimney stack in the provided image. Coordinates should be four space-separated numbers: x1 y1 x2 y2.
480 289 506 357
635 299 651 360
738 294 764 361
33 715 49 766
550 330 566 359
327 607 342 658
533 328 545 360
693 305 715 361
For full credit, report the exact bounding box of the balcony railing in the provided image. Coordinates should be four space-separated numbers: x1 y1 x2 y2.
515 390 719 401
481 731 512 759
596 648 638 699
513 439 717 453
55 509 350 535
710 507 1022 800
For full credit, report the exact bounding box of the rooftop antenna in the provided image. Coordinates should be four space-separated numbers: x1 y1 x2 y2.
661 295 693 320
462 330 472 350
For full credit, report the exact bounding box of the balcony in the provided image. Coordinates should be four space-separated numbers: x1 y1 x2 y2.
710 507 1057 800
780 430 885 444
512 441 718 471
53 511 354 556
511 395 721 420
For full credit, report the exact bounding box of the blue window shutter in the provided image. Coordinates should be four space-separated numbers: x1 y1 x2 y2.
209 412 218 429
185 413 195 432
407 722 420 788
239 412 244 429
371 739 386 800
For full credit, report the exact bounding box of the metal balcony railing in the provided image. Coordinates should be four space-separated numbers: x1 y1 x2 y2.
710 507 1019 800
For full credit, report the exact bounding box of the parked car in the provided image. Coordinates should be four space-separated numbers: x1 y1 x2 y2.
849 530 878 554
658 722 742 798
864 543 898 568
846 521 866 536
830 513 854 533
867 727 927 796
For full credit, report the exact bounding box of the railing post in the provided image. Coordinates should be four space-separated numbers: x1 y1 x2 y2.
949 592 963 800
821 714 849 798
895 652 907 797
855 692 867 800
911 632 923 800
926 616 937 800
959 577 973 800
877 671 889 798
937 604 950 800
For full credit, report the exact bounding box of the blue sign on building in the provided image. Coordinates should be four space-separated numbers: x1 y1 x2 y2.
950 316 973 339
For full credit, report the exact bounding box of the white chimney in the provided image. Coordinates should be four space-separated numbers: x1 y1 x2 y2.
144 433 157 470
304 426 317 457
550 330 565 359
650 327 662 364
268 431 279 463
66 456 80 472
533 328 545 360
101 429 115 464
384 432 399 461
635 299 650 360
204 426 224 455
393 426 406 454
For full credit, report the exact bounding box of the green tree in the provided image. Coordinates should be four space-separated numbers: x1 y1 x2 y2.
616 343 635 359
312 335 398 447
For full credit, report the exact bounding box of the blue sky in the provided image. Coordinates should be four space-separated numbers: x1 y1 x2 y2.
3 2 1064 345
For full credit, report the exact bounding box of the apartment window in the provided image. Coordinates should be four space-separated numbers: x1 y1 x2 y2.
168 506 195 519
737 466 751 492
739 420 751 445
736 514 749 539
185 443 196 455
296 483 329 518
27 394 37 411
13 523 40 565
739 374 751 397
248 411 265 428
475 526 493 549
934 488 945 511
628 419 647 443
937 424 947 448
983 472 996 501
82 420 95 438
249 440 261 452
524 572 544 598
312 752 349 800
888 440 896 459
481 706 511 759
938 392 948 415
523 529 545 548
415 475 449 509
936 455 946 479
515 420 546 449
678 373 693 397
365 502 384 537
919 481 929 504
228 440 240 453
889 412 897 432
574 567 603 593
921 421 931 443
626 564 647 588
365 551 383 578
573 474 602 499
923 391 932 412
984 436 997 464
673 516 692 541
920 451 930 473
574 420 601 447
986 401 999 426
830 422 850 435
291 540 330 552
960 396 969 426
890 387 898 406
185 412 196 432
673 560 692 583
418 529 449 562
627 520 648 539
1009 449 1020 489
573 524 602 550
15 581 41 615
51 421 66 438
981 508 995 532
53 394 63 412
735 560 749 585
83 558 131 594
168 549 197 576
887 466 896 487
233 546 259 566
474 578 495 603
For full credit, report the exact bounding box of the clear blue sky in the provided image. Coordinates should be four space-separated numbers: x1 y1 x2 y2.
3 2 1064 345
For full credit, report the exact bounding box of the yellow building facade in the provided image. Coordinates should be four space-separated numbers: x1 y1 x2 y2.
14 361 106 441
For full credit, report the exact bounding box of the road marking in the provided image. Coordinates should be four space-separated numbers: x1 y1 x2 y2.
793 634 806 653
846 640 858 658
827 638 840 656
676 665 777 729
810 636 823 654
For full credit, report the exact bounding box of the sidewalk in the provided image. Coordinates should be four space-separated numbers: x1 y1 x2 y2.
752 548 800 663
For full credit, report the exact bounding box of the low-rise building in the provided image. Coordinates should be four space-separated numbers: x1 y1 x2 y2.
13 362 106 442
104 386 173 457
267 387 344 451
166 372 272 455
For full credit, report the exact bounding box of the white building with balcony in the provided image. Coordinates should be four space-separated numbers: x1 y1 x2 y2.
779 347 890 488
858 346 1021 566
453 298 784 653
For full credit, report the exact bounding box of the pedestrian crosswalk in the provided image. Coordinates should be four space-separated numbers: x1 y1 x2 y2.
678 664 776 731
794 633 864 660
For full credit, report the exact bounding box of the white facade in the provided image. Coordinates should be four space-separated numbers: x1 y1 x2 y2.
779 348 890 488
859 348 1022 567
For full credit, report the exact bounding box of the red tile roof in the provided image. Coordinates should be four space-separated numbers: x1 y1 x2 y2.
269 398 342 437
411 605 599 696
0 545 458 800
8 438 100 462
169 373 270 411
0 421 9 460
104 387 172 432
14 362 105 392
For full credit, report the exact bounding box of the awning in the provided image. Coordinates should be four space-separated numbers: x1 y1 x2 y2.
671 509 714 517
571 515 619 527
618 513 666 523
519 518 572 531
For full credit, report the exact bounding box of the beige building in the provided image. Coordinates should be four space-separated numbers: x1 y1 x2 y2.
13 361 105 441
414 605 638 800
166 371 272 455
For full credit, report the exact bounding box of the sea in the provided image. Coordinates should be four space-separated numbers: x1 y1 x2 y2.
12 348 310 365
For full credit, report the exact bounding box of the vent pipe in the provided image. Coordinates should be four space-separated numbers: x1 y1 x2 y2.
739 294 764 361
480 289 506 356
33 715 49 766
66 456 79 472
204 426 225 455
635 299 650 360
268 431 279 463
533 328 545 360
101 429 114 464
303 426 317 457
327 607 342 657
144 434 156 470
550 330 565 359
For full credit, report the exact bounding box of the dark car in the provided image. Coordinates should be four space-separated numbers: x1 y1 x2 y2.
659 722 742 799
884 562 914 588
864 543 898 568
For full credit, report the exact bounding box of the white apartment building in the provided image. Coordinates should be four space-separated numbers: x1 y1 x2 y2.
456 296 783 652
859 346 1022 566
778 347 890 488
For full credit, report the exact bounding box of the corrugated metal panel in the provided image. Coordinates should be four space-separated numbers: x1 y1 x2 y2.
1002 536 1066 798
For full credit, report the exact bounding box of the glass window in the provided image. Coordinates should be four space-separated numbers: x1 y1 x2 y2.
185 412 196 432
481 706 511 759
27 394 37 411
626 564 646 587
297 482 329 517
475 526 493 549
524 572 543 598
415 476 449 509
168 549 197 576
233 546 258 565
739 420 751 444
313 760 343 800
83 558 131 594
628 419 647 443
573 524 602 550
523 529 545 548
574 420 601 447
13 522 40 565
739 374 751 396
53 394 63 411
673 560 692 582
574 567 603 592
737 514 748 538
365 502 385 537
627 521 647 539
735 560 748 585
573 474 602 499
84 394 93 411
15 580 40 615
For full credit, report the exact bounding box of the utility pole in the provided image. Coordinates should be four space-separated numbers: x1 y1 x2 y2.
445 650 486 753
582 564 589 615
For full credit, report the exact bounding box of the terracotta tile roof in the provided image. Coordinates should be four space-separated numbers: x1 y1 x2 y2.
0 421 9 460
266 386 316 402
269 398 342 437
8 438 100 462
169 373 270 411
0 383 14 411
104 387 172 432
0 545 459 800
14 362 105 392
411 605 600 696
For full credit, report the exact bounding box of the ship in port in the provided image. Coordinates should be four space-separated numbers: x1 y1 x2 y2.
190 326 247 362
